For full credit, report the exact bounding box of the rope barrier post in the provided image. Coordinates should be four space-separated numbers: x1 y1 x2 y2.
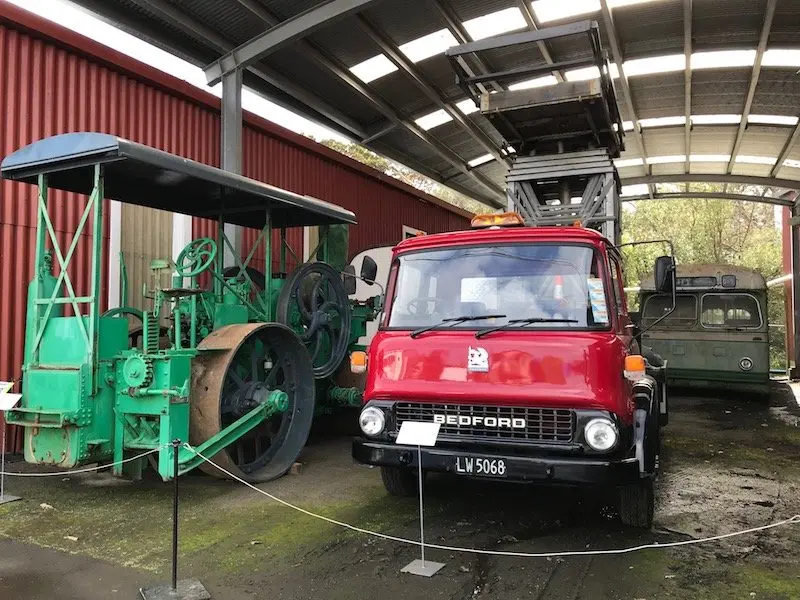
139 441 210 600
398 422 444 577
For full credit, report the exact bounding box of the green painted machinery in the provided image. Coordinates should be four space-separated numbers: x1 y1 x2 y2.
0 132 381 482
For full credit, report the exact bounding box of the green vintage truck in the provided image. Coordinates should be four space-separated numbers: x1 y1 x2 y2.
636 264 770 397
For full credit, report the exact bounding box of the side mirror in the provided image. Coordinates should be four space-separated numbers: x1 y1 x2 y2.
654 255 675 295
342 265 356 295
360 255 378 285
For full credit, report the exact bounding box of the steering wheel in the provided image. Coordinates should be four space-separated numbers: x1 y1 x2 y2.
406 297 447 316
175 238 217 277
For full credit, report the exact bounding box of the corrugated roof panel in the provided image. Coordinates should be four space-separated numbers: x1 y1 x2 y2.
627 72 684 118
163 0 266 45
690 70 750 114
613 0 683 57
731 162 773 178
739 126 792 159
261 0 326 21
692 0 764 51
750 71 800 116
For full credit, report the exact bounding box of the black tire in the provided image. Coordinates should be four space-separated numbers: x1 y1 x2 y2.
618 479 654 528
380 466 418 497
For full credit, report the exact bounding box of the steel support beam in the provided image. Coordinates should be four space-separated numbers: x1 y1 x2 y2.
130 0 368 139
622 191 795 207
355 15 509 166
683 0 692 173
221 69 243 267
623 173 800 190
230 0 504 203
598 0 654 199
428 0 503 94
771 123 800 178
204 0 383 85
515 0 565 82
727 0 777 174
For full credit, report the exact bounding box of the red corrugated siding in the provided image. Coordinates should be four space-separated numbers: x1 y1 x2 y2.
0 3 470 452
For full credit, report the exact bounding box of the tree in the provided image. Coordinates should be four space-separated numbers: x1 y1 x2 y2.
620 189 786 368
315 138 493 215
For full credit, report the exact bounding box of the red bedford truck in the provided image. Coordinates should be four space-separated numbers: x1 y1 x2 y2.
351 212 674 528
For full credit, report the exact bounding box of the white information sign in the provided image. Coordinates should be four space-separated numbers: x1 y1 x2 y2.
396 421 440 447
0 381 20 411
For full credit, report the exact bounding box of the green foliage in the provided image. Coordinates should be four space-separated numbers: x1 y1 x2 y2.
314 138 492 215
620 187 789 370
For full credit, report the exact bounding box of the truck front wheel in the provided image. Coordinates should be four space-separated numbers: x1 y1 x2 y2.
380 466 419 496
618 479 654 528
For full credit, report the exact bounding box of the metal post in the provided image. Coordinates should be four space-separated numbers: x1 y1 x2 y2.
417 444 425 567
138 440 209 599
171 438 179 591
222 68 243 269
792 203 800 378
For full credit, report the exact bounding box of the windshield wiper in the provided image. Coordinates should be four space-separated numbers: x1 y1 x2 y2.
475 317 578 339
410 314 507 338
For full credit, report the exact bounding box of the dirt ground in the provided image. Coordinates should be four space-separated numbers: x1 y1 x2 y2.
1 383 800 600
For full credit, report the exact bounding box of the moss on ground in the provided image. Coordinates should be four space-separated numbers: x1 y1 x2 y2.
0 470 423 579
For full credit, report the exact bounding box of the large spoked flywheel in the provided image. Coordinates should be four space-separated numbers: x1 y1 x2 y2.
276 262 352 379
189 323 315 483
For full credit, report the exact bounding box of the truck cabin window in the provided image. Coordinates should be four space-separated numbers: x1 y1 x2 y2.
701 293 762 329
386 244 611 329
641 294 697 329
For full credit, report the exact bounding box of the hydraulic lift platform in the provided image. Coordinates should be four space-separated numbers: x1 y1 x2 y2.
446 20 626 244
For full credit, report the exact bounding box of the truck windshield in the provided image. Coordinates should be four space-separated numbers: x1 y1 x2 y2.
386 244 611 330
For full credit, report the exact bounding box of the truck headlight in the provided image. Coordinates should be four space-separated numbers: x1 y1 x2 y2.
359 406 385 436
584 418 618 451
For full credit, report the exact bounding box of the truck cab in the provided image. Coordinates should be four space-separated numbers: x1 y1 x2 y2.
351 213 674 528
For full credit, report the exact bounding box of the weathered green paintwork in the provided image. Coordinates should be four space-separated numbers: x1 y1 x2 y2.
638 281 770 395
11 158 380 481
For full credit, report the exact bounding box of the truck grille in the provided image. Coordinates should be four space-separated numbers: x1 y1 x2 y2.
394 403 574 443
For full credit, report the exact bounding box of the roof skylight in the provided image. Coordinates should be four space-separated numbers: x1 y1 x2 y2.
639 116 686 128
415 109 452 130
468 153 494 167
647 155 685 164
689 154 731 162
735 155 777 165
615 158 645 168
691 114 741 125
350 54 397 83
624 54 685 77
748 114 799 126
762 49 800 68
456 98 479 115
691 50 756 70
509 75 558 91
463 7 526 41
565 63 620 81
399 29 458 63
783 159 800 169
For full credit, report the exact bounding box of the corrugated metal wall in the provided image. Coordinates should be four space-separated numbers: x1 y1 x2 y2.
0 3 471 451
120 204 173 311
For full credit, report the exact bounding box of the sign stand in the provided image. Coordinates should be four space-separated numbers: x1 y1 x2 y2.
397 421 444 578
0 381 22 506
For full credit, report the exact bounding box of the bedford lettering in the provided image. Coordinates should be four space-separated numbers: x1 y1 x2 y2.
432 414 526 429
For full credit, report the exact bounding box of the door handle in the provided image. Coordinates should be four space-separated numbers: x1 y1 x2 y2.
752 336 763 341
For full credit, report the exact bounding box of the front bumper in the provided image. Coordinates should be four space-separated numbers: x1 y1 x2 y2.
352 439 641 485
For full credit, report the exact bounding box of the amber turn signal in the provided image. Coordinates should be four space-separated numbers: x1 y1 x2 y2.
624 354 646 381
350 351 367 374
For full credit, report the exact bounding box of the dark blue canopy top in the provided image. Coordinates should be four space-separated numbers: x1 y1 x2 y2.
0 132 357 228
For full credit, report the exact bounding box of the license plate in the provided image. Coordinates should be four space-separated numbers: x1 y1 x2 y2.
454 456 507 478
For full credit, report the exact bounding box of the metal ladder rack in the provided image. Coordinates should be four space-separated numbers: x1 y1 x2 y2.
445 20 625 243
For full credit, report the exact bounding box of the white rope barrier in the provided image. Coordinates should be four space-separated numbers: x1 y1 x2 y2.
182 444 800 559
0 447 163 477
